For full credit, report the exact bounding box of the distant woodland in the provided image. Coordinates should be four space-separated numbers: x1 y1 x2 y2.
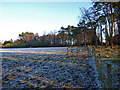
1 2 120 48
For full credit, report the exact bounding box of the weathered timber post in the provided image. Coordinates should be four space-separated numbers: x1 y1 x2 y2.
98 54 101 64
93 46 96 60
107 64 112 88
67 48 71 58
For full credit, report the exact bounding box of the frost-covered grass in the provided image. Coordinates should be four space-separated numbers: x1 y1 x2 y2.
1 47 120 88
1 47 99 88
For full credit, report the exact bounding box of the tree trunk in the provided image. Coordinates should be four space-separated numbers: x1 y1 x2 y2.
115 3 120 40
105 12 109 47
108 17 111 46
93 26 98 47
110 4 113 48
84 33 86 46
116 8 120 36
103 4 109 48
100 25 103 45
53 34 56 46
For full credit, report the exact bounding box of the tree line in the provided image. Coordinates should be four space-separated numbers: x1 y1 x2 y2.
1 1 120 48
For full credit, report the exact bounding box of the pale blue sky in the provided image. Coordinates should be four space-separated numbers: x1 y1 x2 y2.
0 2 92 42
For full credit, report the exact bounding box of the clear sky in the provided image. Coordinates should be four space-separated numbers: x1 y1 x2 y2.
0 2 92 42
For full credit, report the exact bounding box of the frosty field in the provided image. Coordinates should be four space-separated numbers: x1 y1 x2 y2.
0 47 120 88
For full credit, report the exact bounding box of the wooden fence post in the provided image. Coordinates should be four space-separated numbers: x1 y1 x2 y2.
107 64 112 88
67 48 71 58
98 54 101 64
